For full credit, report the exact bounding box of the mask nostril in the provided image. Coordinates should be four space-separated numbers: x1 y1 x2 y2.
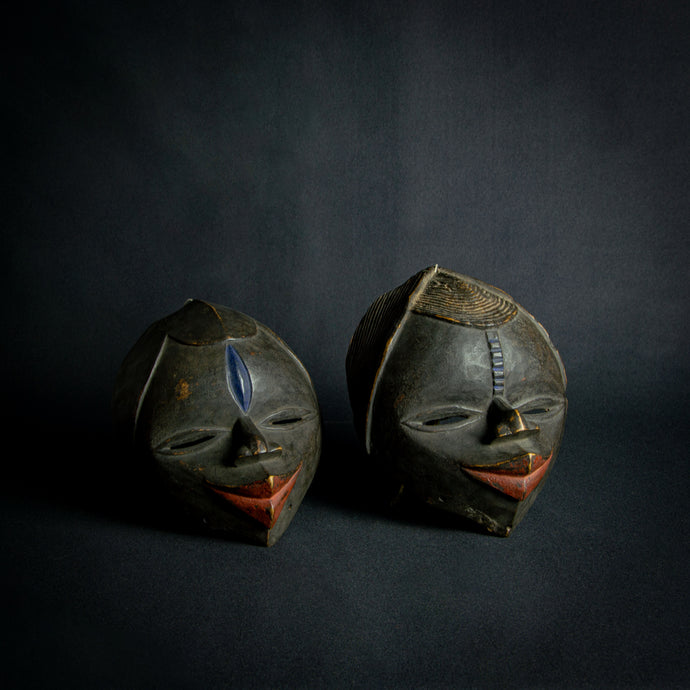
236 436 268 457
254 437 268 454
499 410 528 436
482 402 537 444
231 450 261 467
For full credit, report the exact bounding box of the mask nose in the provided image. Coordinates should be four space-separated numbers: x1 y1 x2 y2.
483 397 538 444
228 417 277 467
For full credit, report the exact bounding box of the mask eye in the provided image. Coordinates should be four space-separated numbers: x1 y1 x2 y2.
271 415 304 426
521 407 550 416
170 435 215 450
404 409 476 432
261 408 315 429
422 413 470 426
156 430 218 455
519 399 564 418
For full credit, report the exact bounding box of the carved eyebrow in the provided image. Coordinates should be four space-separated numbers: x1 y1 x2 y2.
486 330 505 396
225 343 252 412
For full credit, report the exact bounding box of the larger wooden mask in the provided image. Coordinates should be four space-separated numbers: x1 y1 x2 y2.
346 266 567 536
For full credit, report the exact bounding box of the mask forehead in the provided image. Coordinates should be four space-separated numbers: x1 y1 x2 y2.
230 327 319 419
374 313 566 445
378 314 493 418
138 326 317 449
499 316 567 403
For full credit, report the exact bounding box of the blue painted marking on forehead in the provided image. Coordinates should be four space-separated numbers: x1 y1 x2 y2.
486 330 505 395
225 343 252 412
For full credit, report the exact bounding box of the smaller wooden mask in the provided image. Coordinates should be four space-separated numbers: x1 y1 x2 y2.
113 300 321 546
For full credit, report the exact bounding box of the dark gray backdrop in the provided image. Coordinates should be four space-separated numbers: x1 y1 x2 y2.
4 1 689 688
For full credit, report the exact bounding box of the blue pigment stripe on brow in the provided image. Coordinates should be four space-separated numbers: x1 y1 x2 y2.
486 330 505 396
225 343 252 412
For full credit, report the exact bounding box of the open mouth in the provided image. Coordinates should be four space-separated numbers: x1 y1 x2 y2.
206 463 302 529
462 453 552 501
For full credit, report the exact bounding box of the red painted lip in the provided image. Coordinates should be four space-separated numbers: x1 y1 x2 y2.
206 463 302 529
462 453 552 501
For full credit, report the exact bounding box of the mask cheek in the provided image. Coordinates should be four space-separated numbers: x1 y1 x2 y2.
534 415 566 456
265 421 321 470
398 421 478 463
391 429 459 488
150 452 218 511
163 457 202 487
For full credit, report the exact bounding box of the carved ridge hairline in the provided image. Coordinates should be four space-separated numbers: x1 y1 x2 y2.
133 334 170 443
363 267 438 452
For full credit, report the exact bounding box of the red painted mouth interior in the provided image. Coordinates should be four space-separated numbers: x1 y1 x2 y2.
207 463 302 529
462 453 552 501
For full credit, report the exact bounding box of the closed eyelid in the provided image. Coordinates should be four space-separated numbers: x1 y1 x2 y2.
403 407 481 431
154 429 228 455
259 408 317 428
408 404 483 418
517 400 566 417
518 398 565 409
